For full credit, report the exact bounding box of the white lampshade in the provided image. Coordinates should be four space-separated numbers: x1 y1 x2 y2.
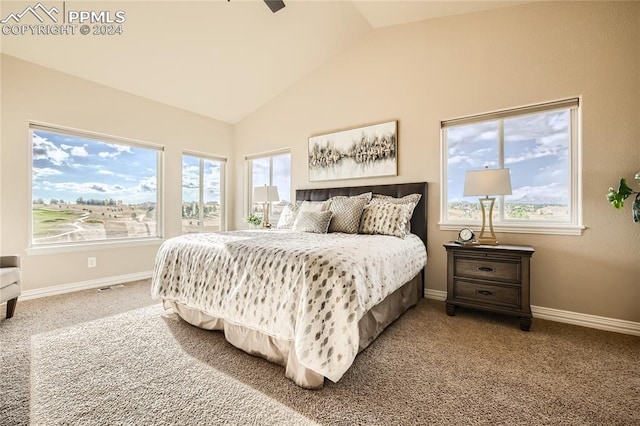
253 185 280 203
463 168 512 197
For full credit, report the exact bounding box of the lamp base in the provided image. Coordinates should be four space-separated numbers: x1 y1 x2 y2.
262 203 271 229
477 196 500 246
476 237 499 246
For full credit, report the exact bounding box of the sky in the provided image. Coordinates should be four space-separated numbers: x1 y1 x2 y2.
251 153 292 204
32 130 158 205
33 110 565 208
182 155 222 203
447 109 570 205
33 129 283 207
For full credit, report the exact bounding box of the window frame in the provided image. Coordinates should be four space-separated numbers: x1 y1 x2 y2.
181 150 227 234
439 98 584 236
27 121 164 253
245 148 292 221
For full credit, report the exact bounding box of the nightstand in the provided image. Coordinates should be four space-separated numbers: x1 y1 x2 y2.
443 242 534 331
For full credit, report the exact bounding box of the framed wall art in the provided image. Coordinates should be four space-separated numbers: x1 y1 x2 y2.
308 120 397 182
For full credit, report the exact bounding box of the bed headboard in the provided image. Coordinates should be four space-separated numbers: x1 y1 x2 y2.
295 182 428 246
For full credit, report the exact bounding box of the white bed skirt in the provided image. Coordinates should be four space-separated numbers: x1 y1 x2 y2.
163 273 422 389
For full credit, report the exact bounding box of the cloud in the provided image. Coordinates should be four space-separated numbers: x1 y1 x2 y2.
89 184 107 193
33 167 63 179
70 146 89 157
137 176 157 192
37 179 156 201
97 170 115 175
447 155 469 165
509 182 567 203
97 143 133 158
504 137 568 165
33 134 69 165
182 162 200 191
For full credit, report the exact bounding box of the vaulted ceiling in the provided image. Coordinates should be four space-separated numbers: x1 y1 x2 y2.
1 1 526 124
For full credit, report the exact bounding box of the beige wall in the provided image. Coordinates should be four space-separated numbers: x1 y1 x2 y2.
0 54 234 291
233 2 640 322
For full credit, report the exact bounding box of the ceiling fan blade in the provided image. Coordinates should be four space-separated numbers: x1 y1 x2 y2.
264 0 285 13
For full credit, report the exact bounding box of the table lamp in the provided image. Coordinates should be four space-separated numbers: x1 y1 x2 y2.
253 185 280 228
463 167 512 245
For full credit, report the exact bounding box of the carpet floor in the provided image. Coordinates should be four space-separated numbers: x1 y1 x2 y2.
1 279 638 425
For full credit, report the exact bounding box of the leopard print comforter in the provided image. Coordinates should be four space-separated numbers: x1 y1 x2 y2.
151 230 426 382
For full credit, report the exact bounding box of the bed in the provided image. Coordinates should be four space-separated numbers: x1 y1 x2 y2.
151 182 428 388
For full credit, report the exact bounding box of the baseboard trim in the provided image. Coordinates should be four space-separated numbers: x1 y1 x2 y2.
20 271 153 301
530 305 640 336
424 289 640 337
424 288 447 301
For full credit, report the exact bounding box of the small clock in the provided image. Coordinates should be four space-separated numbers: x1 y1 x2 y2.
458 227 475 243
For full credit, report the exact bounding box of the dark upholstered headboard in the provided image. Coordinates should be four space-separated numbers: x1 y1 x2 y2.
295 182 428 247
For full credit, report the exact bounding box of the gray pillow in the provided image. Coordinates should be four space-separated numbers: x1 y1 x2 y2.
292 210 333 234
328 196 368 234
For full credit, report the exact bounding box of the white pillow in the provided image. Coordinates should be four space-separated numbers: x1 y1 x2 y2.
292 211 333 234
299 200 331 212
276 202 302 229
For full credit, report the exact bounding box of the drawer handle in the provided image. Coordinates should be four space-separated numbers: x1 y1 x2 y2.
477 290 494 296
477 266 495 272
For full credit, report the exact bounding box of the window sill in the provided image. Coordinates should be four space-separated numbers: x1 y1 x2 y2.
438 222 585 236
26 237 164 256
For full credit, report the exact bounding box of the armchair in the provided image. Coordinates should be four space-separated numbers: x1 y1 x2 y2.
1 255 21 319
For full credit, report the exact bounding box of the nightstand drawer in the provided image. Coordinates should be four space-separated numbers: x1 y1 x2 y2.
454 280 520 309
455 258 520 283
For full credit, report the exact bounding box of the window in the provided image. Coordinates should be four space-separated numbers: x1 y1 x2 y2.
182 153 226 234
246 150 291 223
30 123 163 247
441 98 582 235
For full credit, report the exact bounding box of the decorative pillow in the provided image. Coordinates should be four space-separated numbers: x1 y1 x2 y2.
371 193 421 232
276 201 302 229
299 200 331 212
358 203 412 238
292 210 333 234
328 196 368 234
329 192 373 203
371 193 421 208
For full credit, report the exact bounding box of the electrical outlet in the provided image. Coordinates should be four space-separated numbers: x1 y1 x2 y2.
88 257 97 268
